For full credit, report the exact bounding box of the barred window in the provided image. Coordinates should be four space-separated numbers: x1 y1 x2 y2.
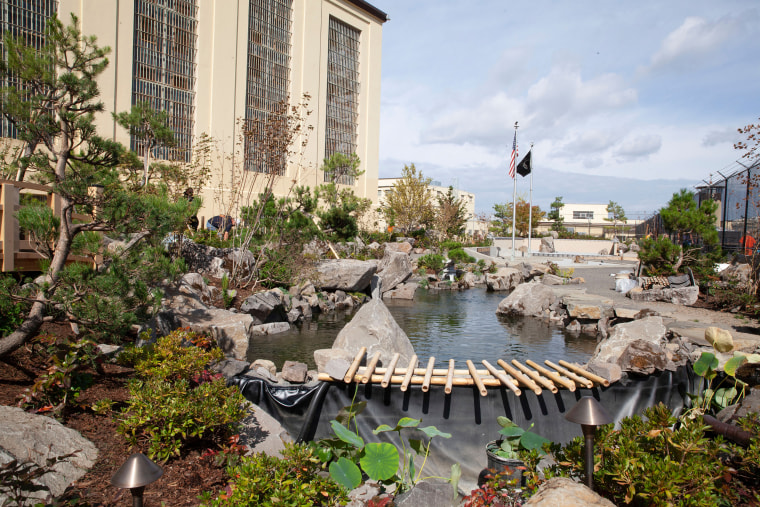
573 211 594 220
131 0 197 162
244 0 292 174
324 17 360 185
0 0 57 139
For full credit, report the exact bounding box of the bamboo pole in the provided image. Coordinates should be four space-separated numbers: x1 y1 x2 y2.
361 352 382 384
482 360 521 396
319 373 504 387
512 359 558 393
400 354 418 392
445 359 455 394
559 360 610 387
422 357 436 392
544 360 593 389
381 353 401 388
343 347 366 383
526 360 576 391
467 360 488 397
369 367 494 376
497 359 542 395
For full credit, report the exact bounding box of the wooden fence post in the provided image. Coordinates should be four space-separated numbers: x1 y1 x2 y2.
1 183 20 271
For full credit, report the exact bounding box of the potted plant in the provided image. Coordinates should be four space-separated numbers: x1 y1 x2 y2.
486 416 550 487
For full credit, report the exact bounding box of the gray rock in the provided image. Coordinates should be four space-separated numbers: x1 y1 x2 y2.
563 294 614 320
540 236 555 253
393 479 456 507
590 317 673 374
541 273 565 285
587 361 623 384
316 259 377 292
281 361 309 383
719 263 751 284
627 285 699 305
495 282 557 317
249 322 290 336
735 389 760 420
240 289 288 324
486 267 524 291
0 406 99 502
314 348 355 373
212 358 250 379
226 248 257 280
238 401 292 457
250 359 277 376
377 251 413 294
332 297 416 367
524 477 615 506
383 282 418 300
174 308 254 360
461 271 477 288
384 241 413 254
346 481 384 507
618 339 670 375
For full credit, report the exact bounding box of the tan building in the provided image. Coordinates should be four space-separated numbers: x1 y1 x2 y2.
1 0 387 220
537 202 638 238
377 178 488 237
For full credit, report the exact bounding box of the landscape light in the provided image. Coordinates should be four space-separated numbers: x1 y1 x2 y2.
565 396 613 490
111 453 163 507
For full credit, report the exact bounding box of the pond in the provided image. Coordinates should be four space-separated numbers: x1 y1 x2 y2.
247 288 599 369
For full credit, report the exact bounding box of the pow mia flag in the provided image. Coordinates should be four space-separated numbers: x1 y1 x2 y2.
516 150 532 177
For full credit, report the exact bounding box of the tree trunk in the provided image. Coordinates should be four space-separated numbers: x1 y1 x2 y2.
672 246 684 273
14 142 37 182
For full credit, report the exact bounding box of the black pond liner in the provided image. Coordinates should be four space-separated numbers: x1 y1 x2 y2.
231 365 697 488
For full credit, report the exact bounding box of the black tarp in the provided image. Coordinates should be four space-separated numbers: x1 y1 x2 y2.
232 366 697 489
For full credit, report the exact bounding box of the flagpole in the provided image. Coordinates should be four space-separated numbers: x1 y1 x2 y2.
527 143 534 257
510 122 518 261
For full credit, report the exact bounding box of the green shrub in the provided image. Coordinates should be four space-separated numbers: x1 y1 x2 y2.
119 377 245 462
547 403 759 505
201 443 347 506
447 247 475 264
440 240 463 251
133 328 223 382
417 253 445 271
637 236 687 276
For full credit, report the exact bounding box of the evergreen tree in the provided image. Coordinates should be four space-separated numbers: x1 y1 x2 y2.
0 15 191 357
547 196 565 232
604 200 627 238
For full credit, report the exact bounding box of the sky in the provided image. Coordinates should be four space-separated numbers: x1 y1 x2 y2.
372 0 760 219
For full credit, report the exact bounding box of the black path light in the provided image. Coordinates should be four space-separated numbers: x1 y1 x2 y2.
111 453 164 507
565 396 613 490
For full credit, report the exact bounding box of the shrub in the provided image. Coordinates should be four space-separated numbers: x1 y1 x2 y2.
547 403 759 505
440 240 463 251
417 253 445 272
447 247 475 264
133 328 223 382
201 443 347 506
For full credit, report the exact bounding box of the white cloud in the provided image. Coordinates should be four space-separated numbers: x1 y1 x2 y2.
649 14 748 71
613 135 663 162
702 127 740 148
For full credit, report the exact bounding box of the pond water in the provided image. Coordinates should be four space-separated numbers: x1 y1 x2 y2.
247 288 599 369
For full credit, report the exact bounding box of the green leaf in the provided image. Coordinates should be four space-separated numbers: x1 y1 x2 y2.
330 420 364 450
329 457 362 490
693 352 718 377
499 426 525 438
419 425 451 439
450 463 461 500
714 387 738 408
373 424 394 434
360 443 399 481
395 417 421 429
520 431 551 451
724 355 747 377
409 438 423 454
335 401 367 425
497 416 516 428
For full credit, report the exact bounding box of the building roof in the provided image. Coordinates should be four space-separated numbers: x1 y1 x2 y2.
346 0 389 23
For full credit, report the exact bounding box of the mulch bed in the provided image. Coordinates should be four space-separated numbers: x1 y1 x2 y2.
0 323 229 506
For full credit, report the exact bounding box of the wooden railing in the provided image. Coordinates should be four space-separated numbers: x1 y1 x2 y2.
0 180 93 272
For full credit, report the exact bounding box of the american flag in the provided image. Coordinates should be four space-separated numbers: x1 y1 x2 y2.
509 132 517 179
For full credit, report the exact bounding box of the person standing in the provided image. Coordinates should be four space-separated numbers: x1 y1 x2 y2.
183 188 199 231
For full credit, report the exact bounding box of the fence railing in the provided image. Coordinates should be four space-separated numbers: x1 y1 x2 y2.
0 179 93 272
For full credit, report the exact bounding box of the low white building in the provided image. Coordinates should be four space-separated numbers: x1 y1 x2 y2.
538 203 638 238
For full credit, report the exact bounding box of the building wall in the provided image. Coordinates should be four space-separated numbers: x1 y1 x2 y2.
34 0 385 221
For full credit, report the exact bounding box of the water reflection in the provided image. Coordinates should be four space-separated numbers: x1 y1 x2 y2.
248 288 598 369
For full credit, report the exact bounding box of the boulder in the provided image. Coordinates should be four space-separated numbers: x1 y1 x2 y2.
177 272 218 305
486 267 524 291
524 477 615 506
179 241 231 275
240 288 288 324
393 480 456 507
331 297 416 367
314 348 355 374
587 361 623 384
316 259 377 292
590 316 676 374
563 294 614 320
384 241 413 254
377 251 413 293
627 285 699 305
249 322 290 336
705 326 734 352
0 406 99 502
541 273 565 285
540 236 555 253
173 308 254 360
495 282 556 317
212 358 250 379
719 263 751 284
226 248 257 280
461 271 477 288
383 282 418 300
281 360 309 383
250 359 277 376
